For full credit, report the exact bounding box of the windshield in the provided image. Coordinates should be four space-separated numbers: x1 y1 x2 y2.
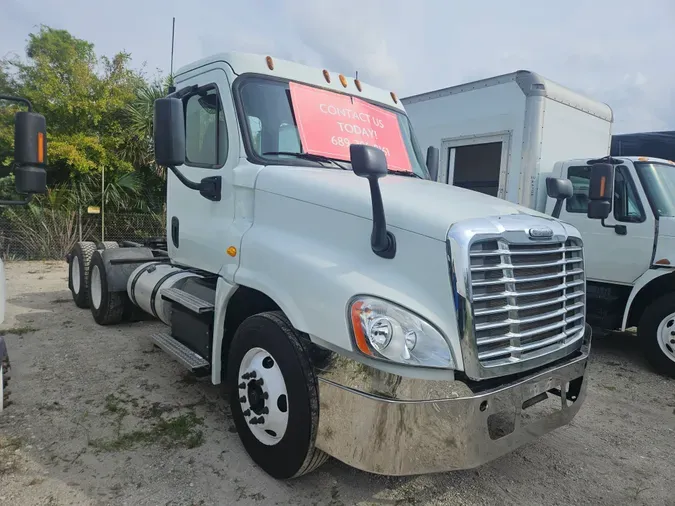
236 76 429 178
635 162 675 217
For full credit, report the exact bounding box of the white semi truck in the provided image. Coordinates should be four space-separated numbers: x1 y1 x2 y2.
403 71 675 377
0 95 49 413
65 54 611 478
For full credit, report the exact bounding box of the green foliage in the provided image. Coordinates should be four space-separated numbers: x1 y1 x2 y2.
0 25 156 182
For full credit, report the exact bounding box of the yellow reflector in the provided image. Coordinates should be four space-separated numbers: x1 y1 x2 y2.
390 91 398 104
599 175 606 197
323 69 331 83
655 258 671 265
338 74 348 87
266 56 274 71
638 156 649 161
37 131 44 164
227 246 237 257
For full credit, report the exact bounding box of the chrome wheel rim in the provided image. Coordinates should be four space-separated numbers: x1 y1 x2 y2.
237 347 289 445
90 265 102 309
656 312 675 364
72 256 81 294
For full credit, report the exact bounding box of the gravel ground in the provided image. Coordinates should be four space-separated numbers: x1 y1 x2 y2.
0 261 673 506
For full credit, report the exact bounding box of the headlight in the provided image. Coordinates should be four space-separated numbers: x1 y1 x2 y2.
349 296 454 369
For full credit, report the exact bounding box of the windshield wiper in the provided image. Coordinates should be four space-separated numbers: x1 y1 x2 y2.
263 151 349 170
388 169 423 179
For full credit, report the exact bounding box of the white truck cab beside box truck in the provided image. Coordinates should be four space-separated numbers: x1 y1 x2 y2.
65 54 599 479
403 71 675 376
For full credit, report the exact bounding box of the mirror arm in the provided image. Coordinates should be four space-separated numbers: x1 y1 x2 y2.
0 194 33 206
551 199 564 219
367 178 396 259
166 165 201 191
0 95 32 111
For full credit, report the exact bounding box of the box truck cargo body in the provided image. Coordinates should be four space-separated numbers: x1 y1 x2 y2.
402 71 613 211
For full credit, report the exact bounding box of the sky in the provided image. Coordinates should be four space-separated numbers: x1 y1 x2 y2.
1 0 674 134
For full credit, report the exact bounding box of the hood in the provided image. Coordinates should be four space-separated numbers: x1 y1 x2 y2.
255 166 548 240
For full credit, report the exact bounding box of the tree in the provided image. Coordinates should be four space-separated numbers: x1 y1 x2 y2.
0 26 145 182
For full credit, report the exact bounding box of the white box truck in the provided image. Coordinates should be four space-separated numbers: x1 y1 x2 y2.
64 54 605 479
403 71 675 377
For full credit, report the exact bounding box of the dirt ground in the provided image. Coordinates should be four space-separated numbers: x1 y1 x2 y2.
0 261 673 506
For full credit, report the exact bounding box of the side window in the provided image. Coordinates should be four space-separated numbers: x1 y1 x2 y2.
614 166 645 223
565 166 591 213
185 87 228 167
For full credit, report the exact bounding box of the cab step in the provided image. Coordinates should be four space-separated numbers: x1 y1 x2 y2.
150 332 210 372
161 287 214 314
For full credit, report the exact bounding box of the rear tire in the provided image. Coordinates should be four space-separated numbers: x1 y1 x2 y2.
69 241 97 308
96 241 119 250
88 251 129 326
227 311 328 479
638 293 675 378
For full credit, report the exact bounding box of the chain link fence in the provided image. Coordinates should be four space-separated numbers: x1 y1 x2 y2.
0 208 166 261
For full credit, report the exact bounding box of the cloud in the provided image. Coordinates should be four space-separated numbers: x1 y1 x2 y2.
1 0 673 133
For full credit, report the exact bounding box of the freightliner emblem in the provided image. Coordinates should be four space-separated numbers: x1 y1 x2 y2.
528 227 554 239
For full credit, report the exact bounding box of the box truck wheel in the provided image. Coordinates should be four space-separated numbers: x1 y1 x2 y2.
88 251 129 326
68 241 97 308
227 311 328 479
638 293 675 378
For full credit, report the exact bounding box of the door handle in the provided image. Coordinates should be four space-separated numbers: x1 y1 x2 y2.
171 216 179 247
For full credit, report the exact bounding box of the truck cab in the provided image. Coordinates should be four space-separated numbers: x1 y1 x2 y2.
0 95 49 413
67 53 595 479
548 156 675 374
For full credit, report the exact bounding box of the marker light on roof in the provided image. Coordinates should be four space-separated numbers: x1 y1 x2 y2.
266 56 274 71
323 70 331 83
638 156 649 161
339 74 348 88
390 91 398 104
354 79 362 92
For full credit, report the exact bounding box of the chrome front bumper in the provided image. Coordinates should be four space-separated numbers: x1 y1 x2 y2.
314 328 591 476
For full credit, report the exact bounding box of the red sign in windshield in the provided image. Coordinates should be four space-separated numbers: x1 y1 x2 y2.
289 82 412 171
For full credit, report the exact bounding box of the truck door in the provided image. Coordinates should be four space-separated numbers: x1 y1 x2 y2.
166 65 241 276
558 162 655 284
440 132 510 199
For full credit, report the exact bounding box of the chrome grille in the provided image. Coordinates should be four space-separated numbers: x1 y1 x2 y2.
468 238 585 368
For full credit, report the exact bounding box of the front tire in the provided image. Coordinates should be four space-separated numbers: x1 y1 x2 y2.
68 241 97 308
88 251 129 326
227 311 328 479
638 294 675 378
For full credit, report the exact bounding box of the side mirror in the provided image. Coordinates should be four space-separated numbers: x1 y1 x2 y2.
351 143 388 179
14 111 47 194
587 163 613 220
546 177 573 219
350 144 395 259
153 97 185 167
426 146 439 181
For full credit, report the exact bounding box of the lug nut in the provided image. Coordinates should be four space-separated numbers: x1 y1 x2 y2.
239 396 246 403
257 378 264 386
249 416 264 425
257 416 265 424
261 407 269 414
263 392 269 400
243 409 251 417
249 371 257 379
242 373 250 380
238 382 245 389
